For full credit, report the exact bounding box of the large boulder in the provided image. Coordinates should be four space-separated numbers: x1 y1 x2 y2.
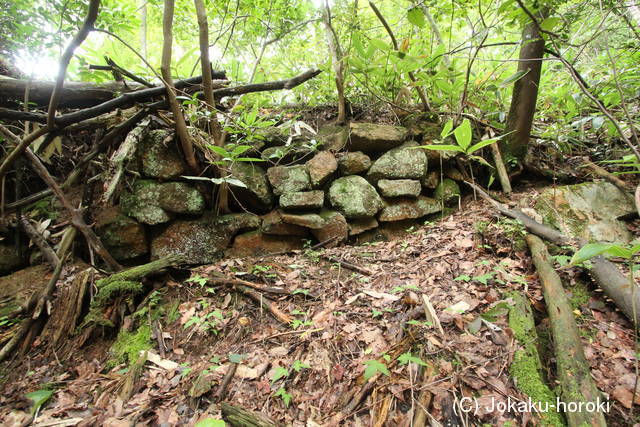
229 162 274 212
367 142 427 183
337 152 371 175
139 129 187 179
377 179 421 198
261 210 309 236
311 210 348 247
378 196 442 222
533 182 636 243
328 176 384 219
280 191 325 210
267 165 311 196
306 151 337 188
95 207 148 261
0 244 22 275
121 180 204 225
151 213 261 263
348 123 408 152
227 231 305 257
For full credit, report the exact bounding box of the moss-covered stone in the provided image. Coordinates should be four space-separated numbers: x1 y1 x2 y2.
267 165 312 196
434 179 461 204
139 129 187 179
306 151 337 188
95 207 148 261
377 179 421 198
120 180 171 225
317 125 349 152
158 182 205 214
366 142 427 183
151 213 261 263
328 175 383 219
348 122 408 152
279 190 324 210
508 292 564 426
534 181 635 243
378 196 442 222
229 162 274 211
280 212 325 229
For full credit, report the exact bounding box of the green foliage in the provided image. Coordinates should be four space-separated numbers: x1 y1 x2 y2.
109 324 152 367
26 388 54 415
363 359 390 381
194 419 226 427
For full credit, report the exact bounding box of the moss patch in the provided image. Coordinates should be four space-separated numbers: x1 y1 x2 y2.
508 292 564 426
108 324 152 368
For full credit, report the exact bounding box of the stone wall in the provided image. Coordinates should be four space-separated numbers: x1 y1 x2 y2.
96 121 463 263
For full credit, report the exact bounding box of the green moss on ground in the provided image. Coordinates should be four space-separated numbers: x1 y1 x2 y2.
508 292 565 426
108 324 152 368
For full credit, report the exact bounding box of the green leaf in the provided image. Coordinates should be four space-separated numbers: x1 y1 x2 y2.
228 353 246 364
398 352 428 366
499 69 529 88
271 366 289 384
26 389 54 415
441 119 454 138
570 243 623 264
467 135 505 154
363 360 390 381
370 39 389 51
540 17 560 32
454 119 472 150
195 419 226 427
353 33 366 57
208 145 231 158
274 387 292 407
420 144 463 152
407 7 426 27
592 116 605 130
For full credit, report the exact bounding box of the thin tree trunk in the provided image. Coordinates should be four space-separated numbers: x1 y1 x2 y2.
322 1 347 124
161 0 200 173
140 0 147 59
500 12 547 165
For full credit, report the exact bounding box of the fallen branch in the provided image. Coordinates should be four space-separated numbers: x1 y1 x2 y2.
321 255 373 276
235 285 292 324
207 276 289 295
526 235 606 427
221 402 279 427
19 216 60 268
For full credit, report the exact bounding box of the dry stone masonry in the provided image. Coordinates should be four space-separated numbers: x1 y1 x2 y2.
97 121 465 263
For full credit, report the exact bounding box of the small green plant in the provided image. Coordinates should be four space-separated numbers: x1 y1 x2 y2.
274 387 293 407
26 389 54 415
184 309 225 334
224 107 277 145
363 360 390 381
251 264 277 278
290 309 313 329
397 352 428 366
391 283 420 293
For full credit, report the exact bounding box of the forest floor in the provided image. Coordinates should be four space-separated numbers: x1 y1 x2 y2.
0 188 638 426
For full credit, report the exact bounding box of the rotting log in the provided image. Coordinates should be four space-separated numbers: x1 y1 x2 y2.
526 235 607 427
221 402 279 427
507 291 564 426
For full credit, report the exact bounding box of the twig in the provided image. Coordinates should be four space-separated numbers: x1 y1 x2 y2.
207 276 289 295
234 285 292 324
321 255 373 276
215 362 237 402
19 216 60 268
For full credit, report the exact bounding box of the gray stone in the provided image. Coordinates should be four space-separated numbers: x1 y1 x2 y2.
280 191 325 210
151 213 261 263
366 142 427 183
317 125 348 152
337 152 371 175
121 180 171 225
139 129 187 179
158 182 205 214
348 122 408 152
328 175 384 219
267 165 311 196
378 196 442 222
306 151 337 188
534 182 636 243
311 210 348 247
434 179 460 204
377 179 421 198
229 162 274 211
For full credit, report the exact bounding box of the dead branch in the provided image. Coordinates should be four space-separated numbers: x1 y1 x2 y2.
19 216 60 268
221 402 279 427
215 362 238 402
207 276 289 295
234 285 292 324
321 255 373 276
526 235 606 427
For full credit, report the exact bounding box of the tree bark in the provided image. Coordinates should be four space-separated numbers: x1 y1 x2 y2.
322 2 347 124
500 12 547 165
526 235 607 427
161 0 199 173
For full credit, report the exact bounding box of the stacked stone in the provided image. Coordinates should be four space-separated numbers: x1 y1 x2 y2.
99 121 463 262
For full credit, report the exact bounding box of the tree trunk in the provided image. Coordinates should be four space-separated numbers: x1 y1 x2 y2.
500 13 547 165
321 3 347 124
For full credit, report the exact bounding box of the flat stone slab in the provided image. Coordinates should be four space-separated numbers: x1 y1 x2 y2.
378 196 442 222
377 179 421 198
366 142 427 183
280 212 326 229
348 122 408 152
280 191 325 210
267 165 311 196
